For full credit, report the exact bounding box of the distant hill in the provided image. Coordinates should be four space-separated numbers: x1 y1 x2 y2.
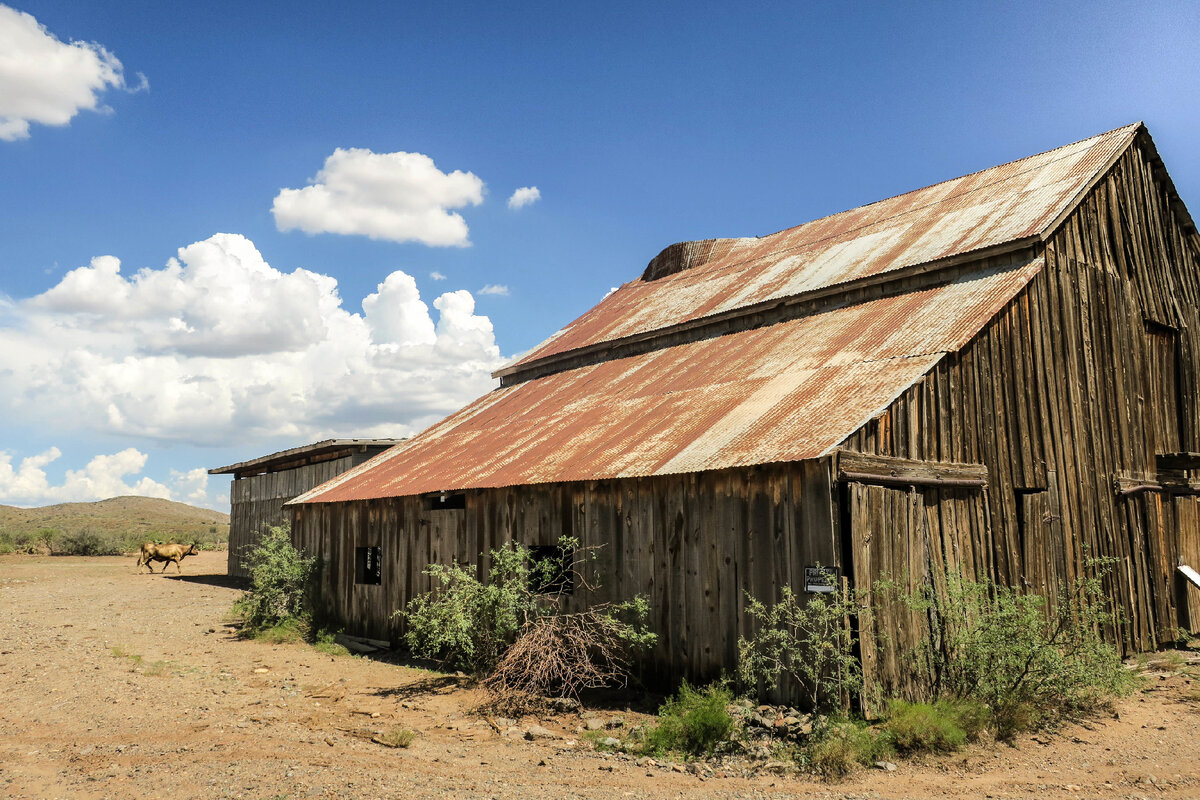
0 496 229 553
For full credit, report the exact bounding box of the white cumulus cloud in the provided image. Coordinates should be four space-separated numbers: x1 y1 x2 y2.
429 270 446 281
479 284 509 296
0 447 172 506
0 4 143 141
169 466 213 507
272 148 485 247
507 186 541 210
0 233 506 447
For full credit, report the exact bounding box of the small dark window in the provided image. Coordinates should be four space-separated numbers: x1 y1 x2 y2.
529 544 573 594
355 546 382 585
425 492 466 510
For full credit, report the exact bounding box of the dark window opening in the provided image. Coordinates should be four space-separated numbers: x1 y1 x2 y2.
425 492 466 511
529 544 573 594
1014 488 1045 556
355 546 382 585
1144 318 1179 335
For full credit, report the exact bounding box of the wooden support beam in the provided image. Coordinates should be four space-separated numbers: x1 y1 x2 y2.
835 450 988 489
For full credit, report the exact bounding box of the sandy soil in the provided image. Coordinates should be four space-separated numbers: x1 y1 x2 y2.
1 551 1198 800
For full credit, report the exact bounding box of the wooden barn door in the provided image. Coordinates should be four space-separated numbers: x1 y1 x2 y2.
1172 495 1200 635
846 482 989 706
1145 321 1184 455
1015 476 1070 603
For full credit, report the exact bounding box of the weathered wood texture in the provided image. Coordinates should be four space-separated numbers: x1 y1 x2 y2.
290 461 838 690
840 133 1200 654
846 482 990 704
227 454 374 577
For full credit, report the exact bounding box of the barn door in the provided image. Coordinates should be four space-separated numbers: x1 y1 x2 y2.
1015 476 1069 604
1145 321 1184 455
846 481 989 707
1172 495 1200 635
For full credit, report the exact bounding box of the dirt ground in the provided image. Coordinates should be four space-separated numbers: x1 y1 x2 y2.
1 551 1198 800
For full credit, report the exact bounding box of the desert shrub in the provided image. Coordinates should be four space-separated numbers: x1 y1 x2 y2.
402 538 655 694
483 599 656 702
402 542 532 675
10 531 38 553
737 583 862 712
885 561 1135 738
642 681 734 757
882 699 986 753
803 718 894 779
231 525 320 635
53 529 124 556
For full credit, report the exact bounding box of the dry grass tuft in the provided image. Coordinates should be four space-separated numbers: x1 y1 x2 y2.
373 727 417 748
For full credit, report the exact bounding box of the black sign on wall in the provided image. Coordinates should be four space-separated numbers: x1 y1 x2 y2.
804 565 839 594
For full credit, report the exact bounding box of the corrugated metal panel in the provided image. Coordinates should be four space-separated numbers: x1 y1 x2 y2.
293 258 1042 503
507 124 1137 369
209 438 404 475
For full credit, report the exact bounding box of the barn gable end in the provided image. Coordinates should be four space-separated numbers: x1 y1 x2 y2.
838 129 1200 696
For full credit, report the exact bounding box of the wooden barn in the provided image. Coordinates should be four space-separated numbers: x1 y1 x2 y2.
210 439 400 578
288 123 1200 698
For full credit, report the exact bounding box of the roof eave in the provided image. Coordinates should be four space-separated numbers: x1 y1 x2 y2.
208 438 405 476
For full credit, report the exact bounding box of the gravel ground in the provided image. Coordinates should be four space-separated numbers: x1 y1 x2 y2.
1 550 1199 800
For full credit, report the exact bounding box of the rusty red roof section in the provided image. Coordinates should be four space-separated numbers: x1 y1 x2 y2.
505 124 1138 370
293 258 1042 503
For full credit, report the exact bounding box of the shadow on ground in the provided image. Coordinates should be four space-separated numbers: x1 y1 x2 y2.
164 573 248 590
371 674 469 700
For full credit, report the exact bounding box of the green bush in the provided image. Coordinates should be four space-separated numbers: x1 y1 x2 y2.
737 584 862 712
53 529 124 556
884 561 1135 738
642 681 734 757
803 718 894 779
402 542 532 675
882 699 987 753
401 538 655 689
231 525 320 635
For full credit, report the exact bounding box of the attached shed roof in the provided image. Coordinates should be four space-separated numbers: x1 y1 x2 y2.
292 258 1041 503
209 438 404 478
499 123 1140 377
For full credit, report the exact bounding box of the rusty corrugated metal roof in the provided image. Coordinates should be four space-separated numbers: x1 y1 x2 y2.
292 258 1042 503
209 438 404 476
503 124 1138 371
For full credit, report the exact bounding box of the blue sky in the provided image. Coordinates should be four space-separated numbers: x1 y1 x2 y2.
0 0 1196 510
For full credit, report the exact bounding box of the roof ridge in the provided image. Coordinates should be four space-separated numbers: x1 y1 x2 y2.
668 123 1141 283
505 122 1147 374
756 122 1142 242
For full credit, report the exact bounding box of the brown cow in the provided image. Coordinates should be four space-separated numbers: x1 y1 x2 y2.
137 542 199 573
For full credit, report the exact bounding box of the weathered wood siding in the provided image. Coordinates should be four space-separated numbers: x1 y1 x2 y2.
228 455 367 577
290 461 837 688
840 134 1200 654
